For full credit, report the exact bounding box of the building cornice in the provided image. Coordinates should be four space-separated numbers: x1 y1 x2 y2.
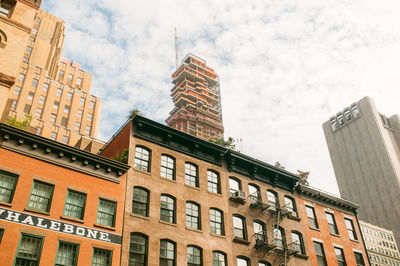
0 123 130 183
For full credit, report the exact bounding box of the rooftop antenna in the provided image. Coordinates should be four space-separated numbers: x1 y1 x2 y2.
175 27 179 69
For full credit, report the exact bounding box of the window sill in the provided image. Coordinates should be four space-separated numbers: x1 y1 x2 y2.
159 220 177 227
60 215 84 224
133 168 151 175
24 208 50 216
288 215 301 221
184 184 200 190
210 233 226 239
233 237 251 245
0 202 12 207
186 227 202 233
330 233 340 238
350 238 359 243
93 223 116 231
207 191 222 197
130 213 150 220
160 177 176 183
294 253 309 260
309 226 320 232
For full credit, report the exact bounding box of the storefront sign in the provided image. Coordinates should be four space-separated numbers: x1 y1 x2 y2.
0 207 121 245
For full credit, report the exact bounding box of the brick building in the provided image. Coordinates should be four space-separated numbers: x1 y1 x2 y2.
0 122 129 265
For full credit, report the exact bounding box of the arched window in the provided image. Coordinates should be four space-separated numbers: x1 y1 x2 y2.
273 226 285 248
129 233 148 266
229 177 241 194
186 202 200 230
160 195 175 223
210 208 224 235
267 190 278 210
187 245 202 266
233 215 247 240
236 256 250 266
134 146 151 172
132 187 149 217
253 220 266 242
0 29 7 44
160 155 175 180
258 262 271 266
284 196 297 216
212 251 226 266
291 231 305 255
248 184 260 204
207 170 220 194
185 163 198 187
160 239 175 266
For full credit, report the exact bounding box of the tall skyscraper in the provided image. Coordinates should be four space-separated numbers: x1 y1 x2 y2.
323 96 400 246
0 0 101 145
166 53 224 141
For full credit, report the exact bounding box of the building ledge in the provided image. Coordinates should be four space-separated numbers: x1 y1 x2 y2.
24 208 50 216
93 223 116 231
60 215 84 224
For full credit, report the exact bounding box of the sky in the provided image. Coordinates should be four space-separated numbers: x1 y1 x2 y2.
42 0 400 196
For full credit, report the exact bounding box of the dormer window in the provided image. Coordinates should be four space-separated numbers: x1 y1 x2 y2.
0 0 14 18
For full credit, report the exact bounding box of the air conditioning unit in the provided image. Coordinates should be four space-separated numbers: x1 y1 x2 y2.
231 190 247 201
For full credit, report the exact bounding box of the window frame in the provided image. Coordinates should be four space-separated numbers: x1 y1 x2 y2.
210 208 224 236
132 186 149 217
185 162 198 187
160 194 176 224
248 183 261 204
313 241 327 266
305 205 319 229
207 170 220 194
344 218 358 241
267 189 279 210
160 154 175 180
187 245 202 266
186 201 201 230
326 212 339 235
212 251 226 266
26 180 54 213
160 239 176 266
91 247 112 266
229 177 241 195
236 256 250 266
233 214 247 240
284 196 297 216
0 170 18 204
63 189 87 220
253 220 266 243
134 146 151 172
129 232 148 266
96 198 117 228
334 247 346 266
14 233 44 266
54 240 80 266
273 226 285 248
291 231 305 255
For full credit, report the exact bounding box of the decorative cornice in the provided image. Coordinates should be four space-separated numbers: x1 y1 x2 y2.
0 16 31 33
0 72 16 88
0 123 130 182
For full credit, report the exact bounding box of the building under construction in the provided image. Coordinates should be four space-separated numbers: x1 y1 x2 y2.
166 54 224 141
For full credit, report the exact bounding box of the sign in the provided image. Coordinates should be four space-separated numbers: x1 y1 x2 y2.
0 207 121 245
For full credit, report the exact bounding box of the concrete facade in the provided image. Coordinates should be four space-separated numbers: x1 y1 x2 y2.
323 96 400 247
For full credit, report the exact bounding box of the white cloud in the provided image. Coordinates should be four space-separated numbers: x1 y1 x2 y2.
42 0 400 196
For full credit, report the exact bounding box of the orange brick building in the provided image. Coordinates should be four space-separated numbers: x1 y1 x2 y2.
0 122 129 265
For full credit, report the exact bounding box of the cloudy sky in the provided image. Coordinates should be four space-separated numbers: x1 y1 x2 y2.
42 0 400 196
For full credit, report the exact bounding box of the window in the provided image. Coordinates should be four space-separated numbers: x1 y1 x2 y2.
326 212 339 235
18 73 25 83
27 180 54 212
334 247 346 266
160 240 175 266
90 100 95 109
96 199 117 227
248 184 260 204
23 104 31 114
344 109 352 122
35 108 42 118
0 170 18 203
210 208 224 235
67 92 72 101
129 233 148 266
64 105 70 114
185 163 198 187
291 231 305 254
35 127 41 135
91 248 112 266
258 262 271 266
345 218 358 240
77 77 82 86
134 146 150 172
313 242 327 266
11 100 16 109
31 28 37 36
284 196 297 216
38 95 45 104
58 70 64 80
0 0 14 17
160 155 175 180
35 17 40 25
233 215 247 240
354 252 365 266
77 110 83 118
352 104 360 117
229 177 241 194
306 205 318 229
267 190 278 210
88 113 93 122
80 97 85 106
42 83 49 92
14 234 43 265
187 246 202 266
254 221 266 242
27 91 34 100
61 117 67 127
55 241 79 266
25 46 32 56
207 170 220 194
75 122 81 131
212 251 226 266
337 114 344 126
86 125 91 134
67 74 73 82
54 101 59 110
0 228 3 242
50 132 57 140
132 187 149 217
14 86 21 95
186 202 200 230
32 79 38 88
160 195 175 223
63 190 86 220
236 257 250 266
273 226 285 248
56 88 63 97
50 113 57 123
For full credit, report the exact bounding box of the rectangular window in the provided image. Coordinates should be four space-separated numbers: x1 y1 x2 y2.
354 252 365 266
27 180 54 212
160 195 175 223
77 77 82 86
87 113 93 122
326 212 339 235
38 95 45 104
306 205 318 229
32 79 38 88
0 170 18 203
35 127 41 135
77 110 83 118
89 100 95 110
132 187 149 217
64 105 70 114
50 113 56 123
75 122 81 131
61 117 67 127
23 104 31 114
58 70 64 80
345 218 358 240
55 241 79 266
35 108 42 118
91 248 112 266
50 132 57 140
56 88 63 97
42 83 49 92
63 190 86 220
335 247 346 266
96 199 116 227
25 46 32 56
27 91 34 100
80 97 85 106
207 171 220 194
54 101 59 110
14 86 21 95
11 100 16 109
67 74 73 82
66 92 72 101
0 0 13 17
233 216 246 240
31 28 37 36
85 126 91 135
18 73 25 83
14 234 43 265
314 241 327 266
62 136 69 144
